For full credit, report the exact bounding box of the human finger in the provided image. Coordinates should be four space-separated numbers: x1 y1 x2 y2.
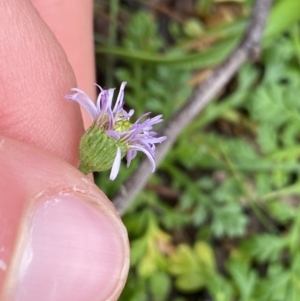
30 0 95 129
0 0 83 165
0 136 129 301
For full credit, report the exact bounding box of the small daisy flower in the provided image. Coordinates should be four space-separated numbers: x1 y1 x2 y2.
65 82 166 180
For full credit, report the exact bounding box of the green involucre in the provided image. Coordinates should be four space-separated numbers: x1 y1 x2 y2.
78 124 128 175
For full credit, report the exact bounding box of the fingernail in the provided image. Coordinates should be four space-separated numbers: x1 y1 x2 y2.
4 192 129 301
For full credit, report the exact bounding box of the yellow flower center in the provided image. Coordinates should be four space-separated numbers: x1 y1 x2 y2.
115 119 132 133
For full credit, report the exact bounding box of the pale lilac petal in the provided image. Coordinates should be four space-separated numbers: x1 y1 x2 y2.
107 130 120 140
126 149 137 167
95 90 103 112
100 89 114 114
149 114 163 123
94 84 104 92
122 109 134 118
141 136 166 144
110 147 121 180
129 145 156 172
134 112 151 124
107 89 115 107
113 82 127 113
65 90 97 120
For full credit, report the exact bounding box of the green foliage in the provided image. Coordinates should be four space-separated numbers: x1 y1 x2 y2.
206 275 234 301
168 242 216 292
227 259 258 301
211 203 248 238
253 264 291 301
121 12 163 52
95 0 300 300
240 234 288 263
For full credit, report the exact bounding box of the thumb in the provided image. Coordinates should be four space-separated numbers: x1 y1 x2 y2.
0 136 129 301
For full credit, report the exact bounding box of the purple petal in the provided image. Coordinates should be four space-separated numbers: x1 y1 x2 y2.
126 149 137 167
134 112 151 124
113 82 127 114
107 89 115 108
129 145 156 172
122 109 134 118
107 130 120 140
95 84 104 92
142 136 166 144
101 89 114 114
65 89 98 121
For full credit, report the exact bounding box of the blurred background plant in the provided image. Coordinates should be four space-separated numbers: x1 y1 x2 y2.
94 0 300 300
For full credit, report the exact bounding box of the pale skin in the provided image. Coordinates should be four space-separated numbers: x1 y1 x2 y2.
0 1 129 300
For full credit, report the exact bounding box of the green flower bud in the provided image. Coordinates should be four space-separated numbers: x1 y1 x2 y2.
66 82 166 180
78 123 128 175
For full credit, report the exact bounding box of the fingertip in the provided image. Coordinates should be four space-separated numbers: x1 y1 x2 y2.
0 137 129 301
5 193 129 301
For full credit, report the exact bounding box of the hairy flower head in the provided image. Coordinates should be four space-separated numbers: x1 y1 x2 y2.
65 82 166 180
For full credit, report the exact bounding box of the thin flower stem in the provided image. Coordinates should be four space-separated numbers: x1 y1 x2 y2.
112 0 274 215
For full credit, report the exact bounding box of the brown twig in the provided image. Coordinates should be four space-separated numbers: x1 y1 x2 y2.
112 0 273 215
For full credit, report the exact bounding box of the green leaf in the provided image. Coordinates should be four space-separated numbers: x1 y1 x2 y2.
257 123 278 154
266 200 295 223
97 37 238 69
207 275 234 301
123 209 149 238
122 11 163 52
119 274 147 301
138 252 159 277
130 238 147 266
194 241 216 274
175 272 206 292
264 0 300 41
149 271 171 301
211 203 248 238
169 242 217 293
227 260 257 301
169 244 199 275
253 264 290 301
241 234 287 263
